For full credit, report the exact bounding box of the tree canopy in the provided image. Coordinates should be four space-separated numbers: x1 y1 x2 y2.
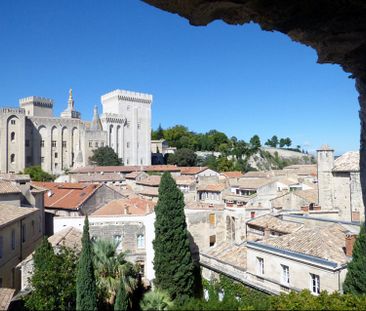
167 148 197 166
89 146 122 166
153 172 196 302
24 166 55 181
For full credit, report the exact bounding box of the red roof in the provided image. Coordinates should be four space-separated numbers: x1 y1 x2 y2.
221 171 244 178
180 167 208 175
32 182 101 210
92 197 156 216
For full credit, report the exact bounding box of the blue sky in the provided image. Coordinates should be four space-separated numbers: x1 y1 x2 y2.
0 0 359 154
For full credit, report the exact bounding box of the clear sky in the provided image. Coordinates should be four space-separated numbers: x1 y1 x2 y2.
0 0 359 154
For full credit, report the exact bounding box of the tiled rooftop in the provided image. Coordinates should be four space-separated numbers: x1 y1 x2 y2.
333 151 359 172
247 215 303 234
0 181 21 194
138 187 159 197
202 241 247 269
92 197 156 216
32 182 101 210
197 183 226 192
72 173 124 183
220 171 244 179
174 175 196 186
0 288 15 311
232 178 273 190
180 166 208 175
294 189 318 203
0 204 38 228
259 224 352 265
136 175 161 186
48 226 82 250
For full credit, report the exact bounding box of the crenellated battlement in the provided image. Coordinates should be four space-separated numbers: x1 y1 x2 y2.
101 89 153 104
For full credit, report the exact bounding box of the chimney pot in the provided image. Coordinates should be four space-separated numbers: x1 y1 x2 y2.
345 233 357 257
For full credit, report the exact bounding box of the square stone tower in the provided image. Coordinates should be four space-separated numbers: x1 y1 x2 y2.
317 144 334 210
100 89 152 165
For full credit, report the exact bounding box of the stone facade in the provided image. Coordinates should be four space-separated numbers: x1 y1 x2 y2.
0 89 152 174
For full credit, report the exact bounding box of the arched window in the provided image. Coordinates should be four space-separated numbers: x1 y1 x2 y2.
10 154 15 163
10 132 15 142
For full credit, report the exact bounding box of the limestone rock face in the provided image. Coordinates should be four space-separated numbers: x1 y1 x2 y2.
144 0 366 80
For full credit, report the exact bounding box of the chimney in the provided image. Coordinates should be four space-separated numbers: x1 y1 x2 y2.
345 233 357 257
264 225 270 239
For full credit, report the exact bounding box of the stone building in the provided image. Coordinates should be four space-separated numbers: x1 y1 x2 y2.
0 88 152 175
317 145 364 222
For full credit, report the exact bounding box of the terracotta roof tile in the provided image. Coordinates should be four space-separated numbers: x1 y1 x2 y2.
138 187 159 197
220 171 244 178
136 176 161 186
93 197 155 216
260 224 352 265
197 183 226 192
333 151 359 172
0 204 38 228
247 215 303 234
180 166 208 175
48 227 82 250
0 288 15 310
0 181 21 194
71 165 180 174
32 182 101 210
174 175 196 186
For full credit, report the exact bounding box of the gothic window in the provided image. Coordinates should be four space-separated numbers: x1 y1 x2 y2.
41 140 44 147
127 142 130 148
10 132 15 142
89 141 92 147
95 142 99 148
11 120 16 125
137 122 141 129
10 154 15 163
62 141 67 148
52 141 56 147
41 157 44 163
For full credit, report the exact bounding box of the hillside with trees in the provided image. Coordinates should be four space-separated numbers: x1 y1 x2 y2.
152 124 314 172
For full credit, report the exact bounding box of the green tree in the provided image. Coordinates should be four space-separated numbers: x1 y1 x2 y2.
265 135 278 148
114 276 129 311
76 216 97 311
284 137 292 147
140 290 173 311
216 157 235 172
153 172 196 302
24 165 55 181
89 146 122 166
279 138 286 148
249 135 261 150
343 224 366 294
93 239 138 306
25 238 77 311
167 148 197 166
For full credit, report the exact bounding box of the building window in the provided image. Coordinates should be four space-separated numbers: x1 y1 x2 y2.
126 158 129 165
137 234 145 249
52 140 56 147
113 234 122 244
127 142 130 148
41 157 44 163
0 236 3 258
140 158 143 165
38 216 42 233
10 154 15 164
310 273 320 294
257 257 264 275
95 142 99 148
209 235 216 247
137 123 141 129
54 163 58 169
62 141 67 148
209 213 216 225
101 142 104 147
10 132 15 142
0 278 2 287
11 119 16 125
22 223 26 243
32 220 35 234
41 140 44 147
281 265 290 285
250 211 256 219
25 139 30 147
89 141 92 147
55 152 58 158
11 229 15 250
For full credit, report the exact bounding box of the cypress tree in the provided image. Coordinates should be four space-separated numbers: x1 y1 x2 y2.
114 276 129 311
153 172 195 301
343 224 366 294
76 215 97 310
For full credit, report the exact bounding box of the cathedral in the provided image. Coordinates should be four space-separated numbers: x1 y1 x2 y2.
0 89 152 174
